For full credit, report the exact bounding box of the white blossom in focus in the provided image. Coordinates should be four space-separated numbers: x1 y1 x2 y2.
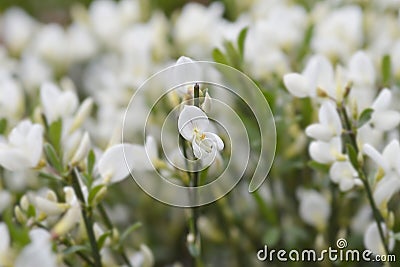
329 160 359 191
0 120 43 171
309 137 344 164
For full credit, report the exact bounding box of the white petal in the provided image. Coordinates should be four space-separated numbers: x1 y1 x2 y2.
145 136 158 162
176 56 193 65
373 175 400 206
71 132 91 164
0 148 32 171
382 140 400 173
371 110 400 131
0 223 10 252
283 73 310 98
98 144 135 184
329 161 356 191
178 105 209 140
305 124 333 141
348 51 375 87
32 196 69 216
364 222 394 255
204 132 224 151
372 88 391 111
303 55 334 94
319 101 342 135
309 138 341 164
192 138 203 159
363 144 389 173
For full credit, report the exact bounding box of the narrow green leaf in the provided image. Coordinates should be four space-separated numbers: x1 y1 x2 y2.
48 119 62 154
381 54 392 86
224 41 240 68
44 143 64 173
97 231 111 250
63 245 91 255
307 160 330 173
26 204 36 218
120 222 142 244
237 27 248 58
88 184 105 206
357 108 374 128
263 226 281 247
3 209 30 248
87 150 96 176
346 144 359 169
212 48 229 65
0 118 7 134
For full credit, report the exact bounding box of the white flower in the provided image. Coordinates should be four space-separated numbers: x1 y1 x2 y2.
298 189 330 230
0 75 24 121
329 160 359 191
363 140 400 205
309 137 344 164
40 82 78 124
15 228 57 267
364 222 394 255
306 101 342 141
0 223 10 266
98 143 154 184
70 132 91 165
178 105 224 160
369 88 400 131
0 120 43 171
348 51 376 88
283 55 334 98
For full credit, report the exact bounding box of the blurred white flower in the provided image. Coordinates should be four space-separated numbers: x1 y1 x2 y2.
40 82 78 124
128 244 154 267
0 7 36 55
329 160 360 191
283 55 334 98
312 5 363 60
309 137 344 164
364 140 400 205
18 55 52 92
98 143 154 184
298 189 330 230
0 190 12 214
178 105 224 160
0 223 10 266
306 101 342 141
0 75 24 121
364 222 394 255
67 23 98 63
369 88 400 131
15 228 57 267
0 120 43 171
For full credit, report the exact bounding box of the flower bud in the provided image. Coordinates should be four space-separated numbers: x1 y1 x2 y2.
15 206 27 224
69 98 94 133
71 132 91 166
52 205 80 238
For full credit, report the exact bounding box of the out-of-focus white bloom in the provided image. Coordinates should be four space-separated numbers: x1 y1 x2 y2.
67 23 98 63
18 55 52 92
0 120 43 171
0 75 24 121
30 23 68 67
174 2 224 58
306 101 342 141
98 143 154 184
312 6 363 60
178 105 224 160
0 223 11 266
369 88 400 131
129 244 154 267
350 205 372 234
15 228 57 267
298 189 330 230
309 137 344 164
40 82 78 124
30 194 69 216
329 160 359 191
364 222 395 255
70 132 91 165
364 140 400 205
0 190 11 214
0 8 36 55
283 55 334 98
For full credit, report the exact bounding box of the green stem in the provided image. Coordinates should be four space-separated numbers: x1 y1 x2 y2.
98 203 133 267
338 104 389 256
71 169 103 267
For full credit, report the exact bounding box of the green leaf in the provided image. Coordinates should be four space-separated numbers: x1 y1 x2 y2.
48 119 63 154
120 222 142 244
237 27 248 58
307 160 330 173
346 144 359 169
212 48 229 65
224 41 240 68
357 108 374 128
38 171 63 182
3 209 30 248
63 245 91 255
0 118 7 134
87 150 96 176
97 231 111 249
263 226 281 247
44 143 64 173
88 184 105 206
381 54 392 86
26 204 36 218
